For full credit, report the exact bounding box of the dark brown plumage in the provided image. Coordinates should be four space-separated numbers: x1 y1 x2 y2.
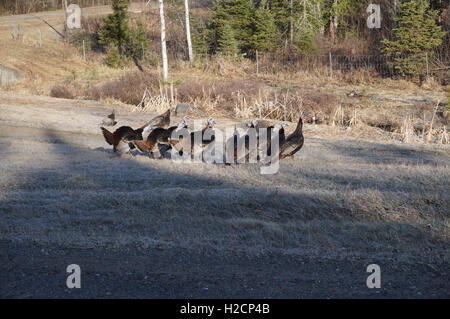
279 115 307 159
100 125 144 153
131 126 178 153
266 123 287 157
232 125 258 164
145 108 171 128
130 118 188 154
228 122 284 164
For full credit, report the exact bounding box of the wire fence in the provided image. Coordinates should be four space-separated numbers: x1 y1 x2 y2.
258 52 450 82
6 21 450 84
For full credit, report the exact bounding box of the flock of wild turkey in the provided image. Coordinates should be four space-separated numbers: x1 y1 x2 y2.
99 108 307 163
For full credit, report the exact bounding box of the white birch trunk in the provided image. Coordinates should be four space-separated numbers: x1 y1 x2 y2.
159 0 168 81
184 0 194 63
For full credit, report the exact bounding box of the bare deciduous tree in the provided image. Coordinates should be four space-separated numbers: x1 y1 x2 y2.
159 0 168 81
184 0 193 63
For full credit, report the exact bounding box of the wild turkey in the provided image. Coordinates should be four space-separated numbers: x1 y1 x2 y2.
228 121 283 164
156 116 189 145
130 117 188 154
232 120 258 162
279 114 308 160
169 118 216 156
99 109 117 127
145 108 172 128
245 119 259 129
226 121 267 164
100 124 146 154
266 123 289 157
225 125 242 164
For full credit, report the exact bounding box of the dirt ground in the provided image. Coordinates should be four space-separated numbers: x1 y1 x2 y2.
0 92 448 298
1 240 447 298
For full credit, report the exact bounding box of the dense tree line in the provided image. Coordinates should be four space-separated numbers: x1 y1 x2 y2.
4 0 448 78
193 0 448 76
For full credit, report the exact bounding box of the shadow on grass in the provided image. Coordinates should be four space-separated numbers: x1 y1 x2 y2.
0 128 447 254
0 128 449 298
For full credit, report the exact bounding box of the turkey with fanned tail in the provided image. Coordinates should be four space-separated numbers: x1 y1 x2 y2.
100 123 149 155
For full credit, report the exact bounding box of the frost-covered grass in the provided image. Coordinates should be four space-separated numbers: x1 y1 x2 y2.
0 132 448 261
0 93 449 261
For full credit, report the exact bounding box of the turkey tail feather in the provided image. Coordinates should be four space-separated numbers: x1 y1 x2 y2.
132 140 151 152
100 127 114 145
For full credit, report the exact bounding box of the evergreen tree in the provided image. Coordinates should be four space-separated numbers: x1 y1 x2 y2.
206 1 232 54
98 0 131 55
221 0 255 52
267 0 325 50
268 0 291 41
128 21 149 60
217 22 239 56
105 45 125 68
382 0 446 77
294 25 317 54
207 0 254 54
191 16 209 58
251 6 279 53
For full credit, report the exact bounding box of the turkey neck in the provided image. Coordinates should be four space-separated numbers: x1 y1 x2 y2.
293 117 304 135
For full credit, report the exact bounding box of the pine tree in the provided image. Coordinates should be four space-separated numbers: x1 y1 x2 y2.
206 1 231 54
267 0 325 50
382 0 446 77
217 22 239 56
294 25 317 54
98 0 131 55
128 21 149 60
221 0 254 52
105 45 124 68
268 0 291 41
191 16 209 58
251 6 279 53
207 0 254 54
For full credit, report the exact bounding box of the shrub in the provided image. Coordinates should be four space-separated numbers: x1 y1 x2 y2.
105 46 126 68
87 71 160 105
50 84 74 99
